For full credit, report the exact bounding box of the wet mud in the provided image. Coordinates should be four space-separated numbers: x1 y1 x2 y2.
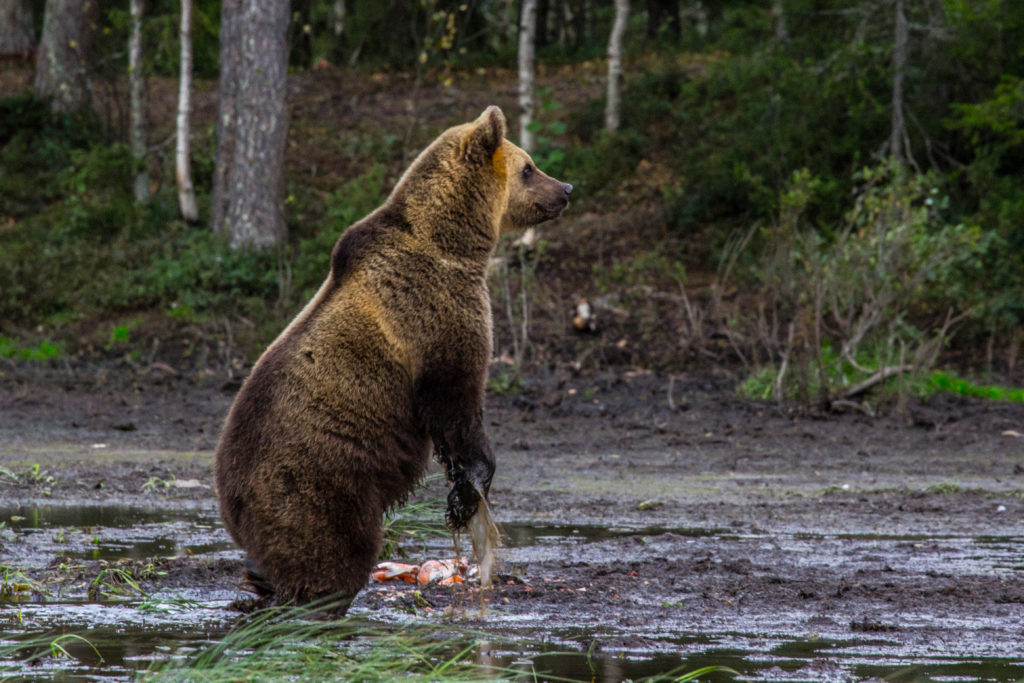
1 367 1023 681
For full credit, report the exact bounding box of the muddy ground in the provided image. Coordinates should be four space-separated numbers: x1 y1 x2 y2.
1 364 1023 681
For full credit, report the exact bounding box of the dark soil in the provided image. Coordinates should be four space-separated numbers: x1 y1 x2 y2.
2 365 1023 679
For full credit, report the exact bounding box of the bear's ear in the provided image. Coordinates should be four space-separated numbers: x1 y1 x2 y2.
465 106 506 159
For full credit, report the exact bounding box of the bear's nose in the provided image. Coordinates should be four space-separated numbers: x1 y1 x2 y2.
563 183 573 195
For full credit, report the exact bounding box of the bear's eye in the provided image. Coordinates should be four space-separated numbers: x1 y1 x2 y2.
522 164 533 180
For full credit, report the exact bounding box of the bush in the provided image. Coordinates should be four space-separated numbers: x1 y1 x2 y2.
745 163 989 408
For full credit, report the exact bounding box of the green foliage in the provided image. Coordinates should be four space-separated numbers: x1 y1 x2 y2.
949 75 1024 147
592 248 686 295
738 341 892 404
5 0 1024 366
0 95 101 219
487 367 523 396
564 128 646 196
0 338 62 361
743 163 989 407
89 567 148 600
655 50 883 231
139 228 280 317
526 87 568 178
926 481 962 495
137 591 200 614
25 464 55 487
918 372 1024 403
736 366 776 402
142 476 175 493
0 94 400 357
947 75 1024 328
97 0 221 79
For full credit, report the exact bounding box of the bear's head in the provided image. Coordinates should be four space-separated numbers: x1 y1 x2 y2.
462 106 573 234
389 106 571 251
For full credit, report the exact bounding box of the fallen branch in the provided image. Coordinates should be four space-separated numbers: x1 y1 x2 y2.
840 364 912 400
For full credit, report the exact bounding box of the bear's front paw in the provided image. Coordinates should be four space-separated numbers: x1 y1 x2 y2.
446 477 482 530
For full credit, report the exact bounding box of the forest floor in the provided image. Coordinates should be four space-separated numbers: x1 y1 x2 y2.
1 365 1023 681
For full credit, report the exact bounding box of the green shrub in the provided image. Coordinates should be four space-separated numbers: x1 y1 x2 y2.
564 129 646 196
744 163 989 407
0 95 102 219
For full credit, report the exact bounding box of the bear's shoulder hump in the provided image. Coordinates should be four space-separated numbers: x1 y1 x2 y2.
330 210 411 283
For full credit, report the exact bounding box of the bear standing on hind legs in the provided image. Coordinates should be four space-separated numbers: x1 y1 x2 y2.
214 106 572 611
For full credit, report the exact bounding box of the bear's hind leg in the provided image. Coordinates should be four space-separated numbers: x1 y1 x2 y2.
256 491 384 613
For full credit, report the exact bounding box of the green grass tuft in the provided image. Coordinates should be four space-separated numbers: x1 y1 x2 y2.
920 372 1024 402
145 601 505 682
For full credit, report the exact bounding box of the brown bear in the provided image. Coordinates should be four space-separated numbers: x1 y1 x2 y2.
214 106 571 610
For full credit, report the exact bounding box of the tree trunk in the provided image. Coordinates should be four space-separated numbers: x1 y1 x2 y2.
889 0 907 162
211 0 240 235
176 0 199 222
129 0 149 203
331 0 345 36
605 0 629 133
691 1 707 38
518 0 537 153
34 0 97 113
771 0 788 42
212 0 290 251
0 0 35 58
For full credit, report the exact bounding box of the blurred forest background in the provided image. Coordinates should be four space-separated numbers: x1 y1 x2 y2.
1 0 1023 411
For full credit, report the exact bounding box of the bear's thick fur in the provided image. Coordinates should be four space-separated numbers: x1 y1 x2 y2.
214 106 571 609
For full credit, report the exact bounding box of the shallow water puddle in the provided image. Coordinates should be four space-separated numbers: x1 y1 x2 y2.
502 522 733 547
1 504 234 564
1 504 1022 681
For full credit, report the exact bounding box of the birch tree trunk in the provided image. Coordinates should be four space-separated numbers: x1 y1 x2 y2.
176 0 199 222
771 0 788 42
0 0 35 58
34 0 97 113
211 0 290 251
605 0 629 133
692 1 707 38
518 0 537 153
331 0 345 36
889 0 908 163
129 0 149 203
